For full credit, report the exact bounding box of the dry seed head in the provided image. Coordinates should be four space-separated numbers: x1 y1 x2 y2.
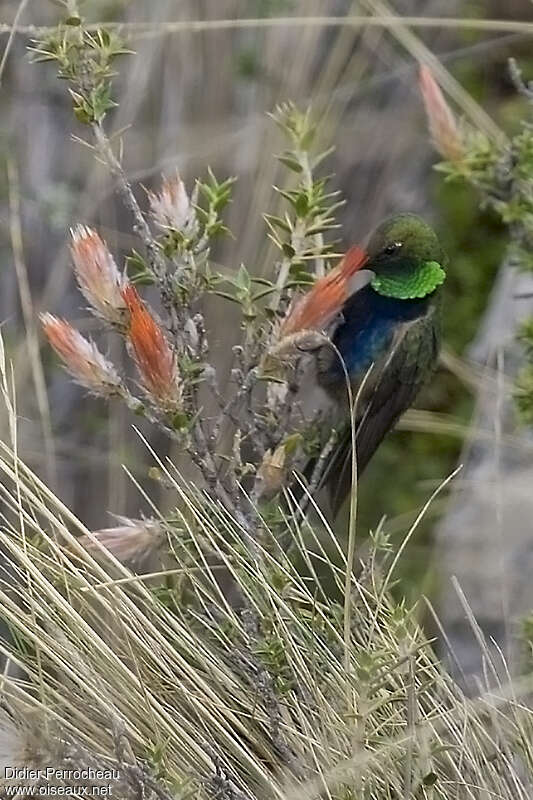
256 444 287 498
0 709 56 793
80 517 164 567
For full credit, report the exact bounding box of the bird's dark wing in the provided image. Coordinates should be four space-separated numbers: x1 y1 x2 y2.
325 303 440 515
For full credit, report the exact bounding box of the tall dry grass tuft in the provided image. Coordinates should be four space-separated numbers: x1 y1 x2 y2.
0 361 532 797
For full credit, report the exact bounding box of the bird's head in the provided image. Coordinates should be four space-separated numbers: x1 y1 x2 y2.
278 214 446 339
364 213 446 300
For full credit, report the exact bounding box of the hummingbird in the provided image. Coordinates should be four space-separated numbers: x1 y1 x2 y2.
282 213 447 513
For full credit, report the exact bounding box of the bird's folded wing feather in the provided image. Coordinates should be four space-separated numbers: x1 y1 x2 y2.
324 303 440 514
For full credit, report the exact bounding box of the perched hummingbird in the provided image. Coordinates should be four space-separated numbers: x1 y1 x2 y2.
283 213 447 513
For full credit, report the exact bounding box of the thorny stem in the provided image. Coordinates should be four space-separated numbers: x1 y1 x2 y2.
88 120 258 532
509 57 533 102
300 150 325 278
91 122 165 278
113 720 175 800
212 366 259 444
239 606 294 764
91 121 184 344
269 255 292 315
90 119 265 537
208 761 254 800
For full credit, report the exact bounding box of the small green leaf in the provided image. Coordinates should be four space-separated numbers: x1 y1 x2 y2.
282 433 303 455
126 250 155 285
264 213 291 234
278 154 303 173
172 411 191 432
131 271 156 287
294 192 310 217
251 276 274 287
235 264 251 291
281 242 295 258
252 287 276 302
300 126 316 151
213 291 240 304
73 105 92 124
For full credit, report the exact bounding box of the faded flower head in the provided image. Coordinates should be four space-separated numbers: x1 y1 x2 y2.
148 172 192 231
70 226 127 324
122 286 182 409
0 713 33 782
41 314 122 396
419 64 464 162
0 708 52 794
80 517 164 567
256 444 287 499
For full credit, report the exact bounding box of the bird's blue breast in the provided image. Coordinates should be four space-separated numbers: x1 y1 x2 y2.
321 286 430 384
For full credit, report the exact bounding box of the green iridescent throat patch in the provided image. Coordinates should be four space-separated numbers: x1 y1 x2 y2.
370 260 445 299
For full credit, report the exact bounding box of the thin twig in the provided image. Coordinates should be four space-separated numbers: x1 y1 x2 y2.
508 57 533 102
91 122 166 279
0 0 30 86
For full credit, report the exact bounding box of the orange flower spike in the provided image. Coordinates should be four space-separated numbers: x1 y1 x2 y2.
122 286 181 408
70 226 127 324
418 65 463 162
41 314 121 395
281 245 368 336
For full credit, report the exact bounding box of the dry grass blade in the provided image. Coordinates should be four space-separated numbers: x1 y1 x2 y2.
3 16 533 39
0 337 531 797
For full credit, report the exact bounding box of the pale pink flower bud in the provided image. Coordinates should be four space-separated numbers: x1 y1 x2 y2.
148 172 191 231
70 225 127 324
80 517 164 566
419 65 464 162
41 314 121 396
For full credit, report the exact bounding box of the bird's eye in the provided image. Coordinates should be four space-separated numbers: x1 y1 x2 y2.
384 241 402 256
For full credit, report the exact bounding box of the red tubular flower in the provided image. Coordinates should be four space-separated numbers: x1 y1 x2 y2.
122 286 181 408
41 314 121 395
281 245 368 336
419 65 463 162
70 226 127 324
